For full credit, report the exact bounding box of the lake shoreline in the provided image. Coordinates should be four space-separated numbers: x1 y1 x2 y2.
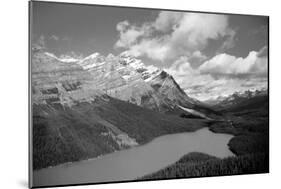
33 127 234 187
33 124 208 172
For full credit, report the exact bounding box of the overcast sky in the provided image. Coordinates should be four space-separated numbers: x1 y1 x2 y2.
31 1 268 101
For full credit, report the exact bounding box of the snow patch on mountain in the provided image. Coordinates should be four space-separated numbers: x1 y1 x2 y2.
77 53 107 70
44 52 80 63
178 105 211 120
82 52 100 61
59 58 80 63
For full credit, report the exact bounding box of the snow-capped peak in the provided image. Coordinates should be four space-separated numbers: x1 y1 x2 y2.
145 65 159 74
77 52 107 70
107 53 116 59
44 52 57 59
118 51 145 69
119 51 133 58
59 57 80 63
118 51 163 81
44 50 162 82
81 52 100 62
44 52 80 63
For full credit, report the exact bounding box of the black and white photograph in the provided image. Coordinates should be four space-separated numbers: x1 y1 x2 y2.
29 1 269 188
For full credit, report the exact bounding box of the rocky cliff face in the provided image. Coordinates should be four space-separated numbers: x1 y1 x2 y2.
31 51 103 106
76 52 158 109
73 51 212 116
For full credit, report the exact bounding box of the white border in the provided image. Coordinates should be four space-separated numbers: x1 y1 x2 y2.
0 0 280 189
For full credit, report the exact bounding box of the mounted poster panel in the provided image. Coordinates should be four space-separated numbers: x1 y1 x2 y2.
29 1 269 188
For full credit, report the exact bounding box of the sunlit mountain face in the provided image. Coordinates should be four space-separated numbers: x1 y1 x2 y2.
33 46 218 117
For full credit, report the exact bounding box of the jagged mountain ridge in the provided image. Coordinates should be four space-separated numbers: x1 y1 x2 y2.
31 49 208 170
55 50 218 118
32 51 103 106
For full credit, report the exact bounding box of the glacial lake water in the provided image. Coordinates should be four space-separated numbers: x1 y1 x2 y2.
33 127 234 187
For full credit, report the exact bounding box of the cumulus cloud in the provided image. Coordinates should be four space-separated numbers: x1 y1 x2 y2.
164 47 268 101
153 11 183 32
116 21 139 47
199 49 268 76
186 77 267 101
169 13 229 51
188 51 208 64
166 56 196 76
116 20 130 31
115 11 234 61
123 38 170 61
115 20 152 48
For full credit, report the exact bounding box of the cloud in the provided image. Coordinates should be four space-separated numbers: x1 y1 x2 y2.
164 47 268 101
199 48 268 76
32 34 70 51
115 11 234 62
166 56 196 76
32 35 47 51
169 13 229 51
50 35 59 41
187 51 208 64
153 11 183 32
115 20 138 47
186 77 267 101
37 35 46 47
116 20 130 31
218 28 236 52
123 38 170 61
257 46 268 57
115 21 152 48
165 56 216 93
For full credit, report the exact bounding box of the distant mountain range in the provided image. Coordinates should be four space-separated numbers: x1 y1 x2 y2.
204 89 268 112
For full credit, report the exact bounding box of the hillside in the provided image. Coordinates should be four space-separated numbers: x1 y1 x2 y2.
141 152 268 180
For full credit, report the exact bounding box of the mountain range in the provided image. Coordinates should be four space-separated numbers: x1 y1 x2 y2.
31 48 209 170
204 89 268 112
31 46 268 170
36 47 218 118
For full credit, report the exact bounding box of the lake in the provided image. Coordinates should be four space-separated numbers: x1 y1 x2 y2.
33 127 234 187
